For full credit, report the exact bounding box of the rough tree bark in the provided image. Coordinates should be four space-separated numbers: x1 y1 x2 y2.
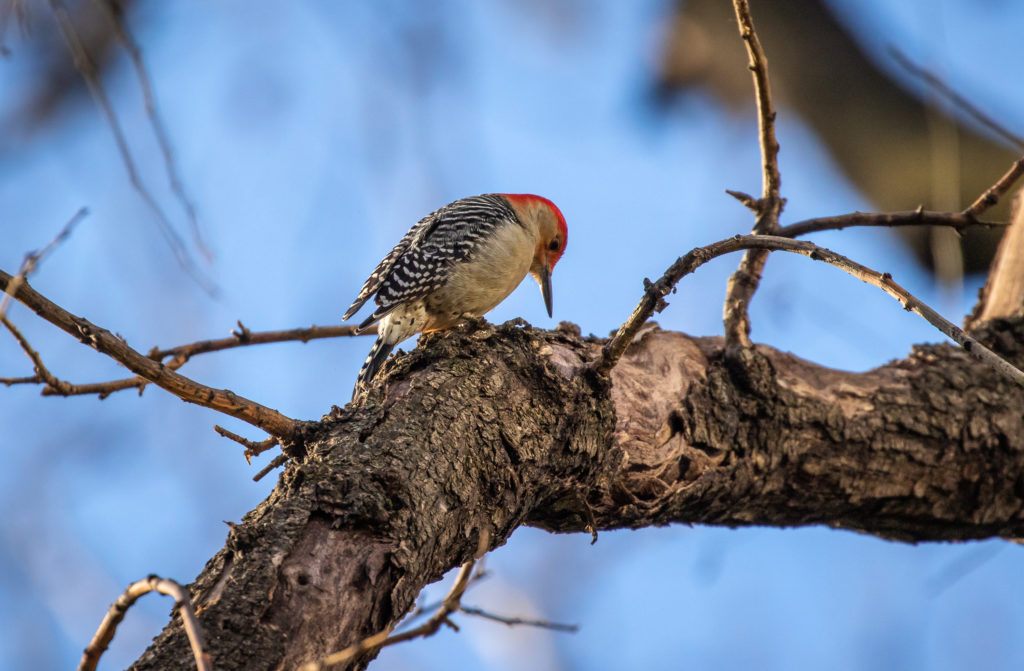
129 304 1024 669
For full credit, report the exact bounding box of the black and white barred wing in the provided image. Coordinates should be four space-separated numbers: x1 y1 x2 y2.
343 195 517 329
342 210 437 322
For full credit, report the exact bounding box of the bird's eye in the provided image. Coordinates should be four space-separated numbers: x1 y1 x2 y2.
548 239 560 251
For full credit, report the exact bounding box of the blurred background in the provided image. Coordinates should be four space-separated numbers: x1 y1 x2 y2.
2 1 1023 669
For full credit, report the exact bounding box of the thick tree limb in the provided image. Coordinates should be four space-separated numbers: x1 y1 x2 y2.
967 193 1024 328
128 316 1024 670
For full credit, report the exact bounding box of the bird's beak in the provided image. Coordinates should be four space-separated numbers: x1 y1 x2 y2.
540 264 553 318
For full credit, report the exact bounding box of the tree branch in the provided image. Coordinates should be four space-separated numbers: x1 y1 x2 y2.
967 193 1024 328
776 209 1003 239
300 560 478 671
80 575 210 671
90 0 212 261
0 269 305 441
126 316 1024 670
457 605 578 633
0 206 88 320
18 322 370 399
887 47 1024 154
48 0 217 296
723 0 785 350
594 234 1024 386
963 156 1024 219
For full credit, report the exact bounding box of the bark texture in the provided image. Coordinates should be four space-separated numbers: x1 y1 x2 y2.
128 315 1024 670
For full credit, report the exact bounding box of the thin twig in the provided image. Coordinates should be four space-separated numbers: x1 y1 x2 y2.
252 453 289 482
150 323 371 362
48 0 217 296
734 0 781 214
888 47 1024 153
777 209 1003 239
963 156 1024 219
884 48 1024 220
457 605 578 633
723 0 784 350
594 234 1024 387
13 323 369 399
0 268 305 440
0 206 88 319
1 314 77 394
79 575 211 671
214 425 278 462
91 0 211 261
300 560 477 671
397 566 492 632
725 189 758 211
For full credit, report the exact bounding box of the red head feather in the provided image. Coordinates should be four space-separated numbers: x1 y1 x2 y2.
500 193 568 266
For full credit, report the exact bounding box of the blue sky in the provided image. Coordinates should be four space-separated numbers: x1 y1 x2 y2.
2 1 1023 669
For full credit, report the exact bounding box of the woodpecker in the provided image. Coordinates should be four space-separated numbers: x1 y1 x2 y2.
344 193 568 399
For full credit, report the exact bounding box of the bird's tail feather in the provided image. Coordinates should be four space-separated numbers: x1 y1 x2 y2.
352 336 395 400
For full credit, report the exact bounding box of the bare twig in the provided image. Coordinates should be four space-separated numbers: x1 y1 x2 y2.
48 0 217 296
150 323 371 362
6 323 369 399
90 0 211 260
777 209 1003 239
1 314 77 394
458 605 578 632
723 0 785 350
252 453 289 482
888 47 1024 153
0 268 305 440
725 189 758 211
0 206 88 319
594 234 1024 387
300 560 477 671
733 0 782 213
396 565 491 632
79 575 211 671
214 425 278 462
964 156 1024 219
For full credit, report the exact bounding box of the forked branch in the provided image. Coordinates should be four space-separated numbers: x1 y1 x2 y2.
723 0 785 350
2 322 369 399
0 269 305 441
595 234 1024 387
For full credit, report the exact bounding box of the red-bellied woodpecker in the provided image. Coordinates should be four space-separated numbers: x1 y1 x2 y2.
343 193 568 399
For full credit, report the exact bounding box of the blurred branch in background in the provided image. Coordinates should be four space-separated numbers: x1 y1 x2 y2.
656 0 1020 279
89 0 211 260
0 205 88 320
47 0 217 295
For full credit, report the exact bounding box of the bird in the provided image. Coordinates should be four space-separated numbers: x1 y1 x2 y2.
343 193 567 399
